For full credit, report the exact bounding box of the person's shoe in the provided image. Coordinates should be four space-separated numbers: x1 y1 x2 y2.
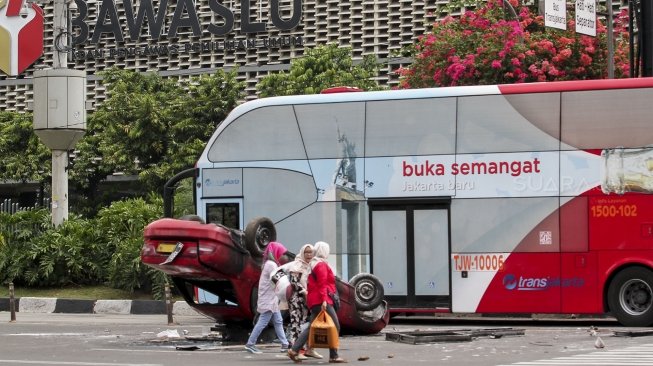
280 344 289 352
287 349 303 363
245 344 262 354
297 354 309 360
329 357 347 363
304 349 324 359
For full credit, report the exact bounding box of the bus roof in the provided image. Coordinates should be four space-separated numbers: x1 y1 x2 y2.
204 78 653 158
228 77 653 119
497 77 653 94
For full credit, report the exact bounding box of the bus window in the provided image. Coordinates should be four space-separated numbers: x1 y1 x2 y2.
242 168 317 223
561 88 653 150
205 201 240 228
457 93 560 154
366 97 456 157
295 102 365 159
208 105 305 162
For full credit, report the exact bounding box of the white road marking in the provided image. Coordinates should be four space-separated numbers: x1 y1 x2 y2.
0 361 162 366
500 343 653 365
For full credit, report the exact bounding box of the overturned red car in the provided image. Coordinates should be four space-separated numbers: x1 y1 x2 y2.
141 216 389 335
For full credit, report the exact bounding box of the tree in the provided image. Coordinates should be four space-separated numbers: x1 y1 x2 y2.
139 69 244 190
74 68 244 198
257 43 382 97
0 112 50 183
397 0 631 88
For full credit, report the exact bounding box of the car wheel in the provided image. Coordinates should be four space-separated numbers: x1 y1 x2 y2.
608 266 653 327
350 273 384 311
244 217 276 258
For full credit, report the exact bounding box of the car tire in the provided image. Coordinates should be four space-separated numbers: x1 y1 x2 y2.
244 217 276 258
350 273 384 311
608 266 653 327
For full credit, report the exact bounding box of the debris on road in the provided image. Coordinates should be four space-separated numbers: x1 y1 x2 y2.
594 336 605 349
385 328 525 345
156 329 181 339
613 329 653 337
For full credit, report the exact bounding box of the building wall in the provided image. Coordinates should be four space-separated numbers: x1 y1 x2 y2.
0 0 628 112
0 0 449 112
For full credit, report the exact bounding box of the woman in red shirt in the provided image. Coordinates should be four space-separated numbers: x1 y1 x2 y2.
288 241 346 363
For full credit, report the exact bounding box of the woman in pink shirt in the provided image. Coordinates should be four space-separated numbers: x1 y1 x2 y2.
244 241 290 354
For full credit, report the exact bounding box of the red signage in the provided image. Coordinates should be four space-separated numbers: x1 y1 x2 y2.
0 0 44 76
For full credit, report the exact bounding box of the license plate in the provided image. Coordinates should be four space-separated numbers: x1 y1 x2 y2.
161 242 184 265
156 243 178 254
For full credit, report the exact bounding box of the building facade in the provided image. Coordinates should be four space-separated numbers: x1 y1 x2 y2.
1 0 630 112
0 0 454 112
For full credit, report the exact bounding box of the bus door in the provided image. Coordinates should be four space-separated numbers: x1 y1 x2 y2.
199 168 244 228
195 198 242 304
369 201 451 309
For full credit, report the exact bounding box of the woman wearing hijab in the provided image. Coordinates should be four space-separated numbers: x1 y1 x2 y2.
278 244 323 360
244 241 290 354
288 241 346 363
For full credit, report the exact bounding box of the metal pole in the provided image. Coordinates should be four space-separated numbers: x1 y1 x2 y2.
9 282 16 322
629 1 636 77
51 150 68 227
53 0 67 69
52 0 68 226
607 0 614 78
642 0 653 76
165 283 174 325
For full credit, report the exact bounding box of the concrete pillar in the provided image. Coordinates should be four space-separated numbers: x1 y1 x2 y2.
51 150 68 226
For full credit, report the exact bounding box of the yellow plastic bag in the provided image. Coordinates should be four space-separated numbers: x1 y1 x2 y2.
308 309 339 349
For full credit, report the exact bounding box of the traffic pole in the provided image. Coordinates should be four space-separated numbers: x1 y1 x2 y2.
165 283 174 325
9 282 16 322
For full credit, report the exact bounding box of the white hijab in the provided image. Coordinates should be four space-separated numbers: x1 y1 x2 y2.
286 243 313 274
277 243 313 290
312 241 330 266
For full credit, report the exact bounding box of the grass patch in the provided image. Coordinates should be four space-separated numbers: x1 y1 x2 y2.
0 285 158 300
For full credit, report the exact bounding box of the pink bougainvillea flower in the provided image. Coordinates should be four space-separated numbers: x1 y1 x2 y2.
396 1 631 88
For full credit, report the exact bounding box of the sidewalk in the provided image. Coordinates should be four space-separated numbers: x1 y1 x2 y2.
0 296 198 315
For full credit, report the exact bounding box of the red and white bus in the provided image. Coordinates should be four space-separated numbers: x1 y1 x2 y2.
179 78 653 326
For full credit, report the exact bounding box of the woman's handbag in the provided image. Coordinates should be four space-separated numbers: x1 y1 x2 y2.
270 268 292 302
328 290 340 311
308 309 339 349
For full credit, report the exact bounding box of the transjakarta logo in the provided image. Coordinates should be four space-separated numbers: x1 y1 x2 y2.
0 0 44 76
503 274 585 291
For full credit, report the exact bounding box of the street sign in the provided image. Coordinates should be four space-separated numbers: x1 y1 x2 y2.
545 0 567 30
576 0 596 36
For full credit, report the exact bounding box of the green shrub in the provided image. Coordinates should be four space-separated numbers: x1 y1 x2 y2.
26 217 104 286
0 209 52 285
0 196 172 299
96 196 169 299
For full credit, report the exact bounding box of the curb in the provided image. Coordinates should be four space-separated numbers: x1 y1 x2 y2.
0 297 196 315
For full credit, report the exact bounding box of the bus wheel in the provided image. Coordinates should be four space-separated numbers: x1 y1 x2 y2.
350 273 384 311
608 267 653 327
244 217 276 258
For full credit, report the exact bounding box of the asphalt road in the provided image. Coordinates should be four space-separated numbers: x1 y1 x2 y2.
2 312 653 366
